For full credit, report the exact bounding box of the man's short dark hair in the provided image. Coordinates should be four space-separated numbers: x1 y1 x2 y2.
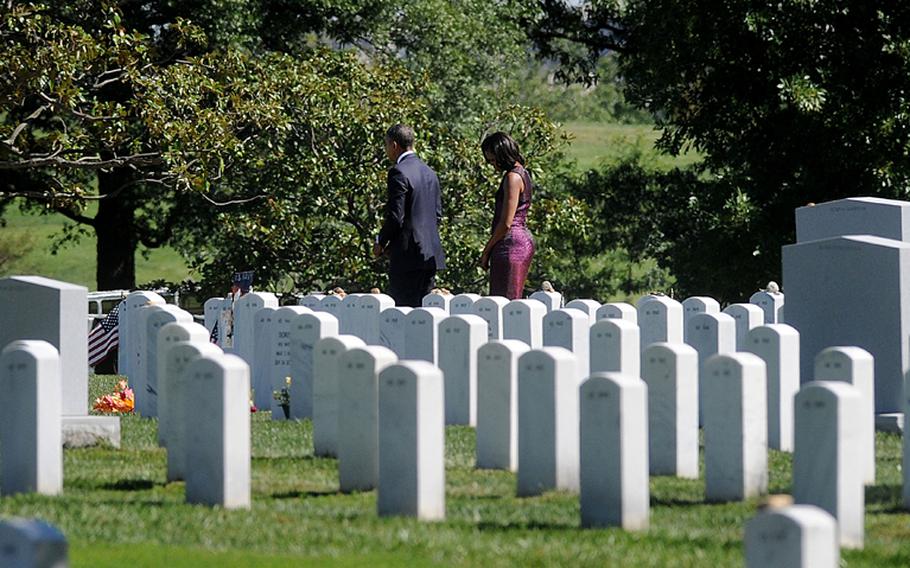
386 124 415 149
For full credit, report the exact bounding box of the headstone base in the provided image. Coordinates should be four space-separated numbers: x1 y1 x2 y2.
876 412 904 434
62 416 121 449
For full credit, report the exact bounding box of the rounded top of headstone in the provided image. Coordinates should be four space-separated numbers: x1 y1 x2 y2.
296 310 339 327
642 341 697 359
544 307 588 324
275 305 312 317
159 321 210 342
479 339 531 358
582 372 645 393
316 334 366 353
747 504 836 532
687 311 735 328
505 298 547 314
342 345 398 366
474 296 510 308
357 293 394 307
380 360 442 381
566 299 602 312
409 307 447 320
722 303 764 316
0 517 67 543
255 306 277 318
188 352 249 377
746 323 798 342
168 341 223 360
591 318 638 334
597 302 637 317
704 351 766 375
422 292 450 307
681 296 720 312
452 293 482 303
146 305 193 326
0 339 59 361
637 296 682 311
519 346 576 366
815 345 873 364
382 306 413 317
126 290 166 304
440 314 487 330
797 380 862 404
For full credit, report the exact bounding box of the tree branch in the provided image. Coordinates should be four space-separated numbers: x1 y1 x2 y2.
0 152 163 170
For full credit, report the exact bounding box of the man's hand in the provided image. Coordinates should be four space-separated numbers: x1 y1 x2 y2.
373 243 384 258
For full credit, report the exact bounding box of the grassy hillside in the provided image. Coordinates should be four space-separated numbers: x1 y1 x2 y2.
0 201 190 290
562 121 701 172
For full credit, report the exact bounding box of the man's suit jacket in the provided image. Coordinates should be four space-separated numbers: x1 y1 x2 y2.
378 153 446 272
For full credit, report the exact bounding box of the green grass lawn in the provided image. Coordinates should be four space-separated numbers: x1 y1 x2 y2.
0 200 190 290
562 121 702 172
2 374 906 567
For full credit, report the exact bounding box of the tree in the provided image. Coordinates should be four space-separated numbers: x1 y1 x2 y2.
1 1 582 297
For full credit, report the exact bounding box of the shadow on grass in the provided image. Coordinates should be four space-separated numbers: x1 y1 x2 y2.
101 479 162 491
865 484 905 514
271 489 341 500
474 520 578 532
649 496 705 508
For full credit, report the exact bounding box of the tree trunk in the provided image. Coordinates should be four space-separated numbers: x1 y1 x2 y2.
94 169 137 290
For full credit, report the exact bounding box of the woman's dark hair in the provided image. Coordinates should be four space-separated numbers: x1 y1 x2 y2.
481 132 525 171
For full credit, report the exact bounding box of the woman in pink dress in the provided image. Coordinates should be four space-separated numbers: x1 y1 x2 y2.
479 132 535 300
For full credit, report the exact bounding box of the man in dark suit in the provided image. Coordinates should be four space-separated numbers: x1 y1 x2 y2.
374 124 446 307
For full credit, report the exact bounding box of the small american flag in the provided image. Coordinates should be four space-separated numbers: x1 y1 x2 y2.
88 301 122 367
209 320 219 344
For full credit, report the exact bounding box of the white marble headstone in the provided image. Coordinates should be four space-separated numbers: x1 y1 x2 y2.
120 290 166 382
355 294 394 345
313 335 366 457
542 308 590 383
339 293 363 336
793 381 864 549
517 347 579 495
184 353 251 509
404 307 446 364
687 312 736 425
0 518 68 568
297 293 326 310
589 319 640 378
232 292 278 366
745 505 838 568
565 299 601 327
502 299 546 348
749 290 785 324
378 361 445 520
251 307 277 411
156 321 210 447
529 290 562 312
0 341 62 496
450 293 481 315
579 373 649 530
203 296 226 333
814 346 875 485
269 306 312 419
378 307 412 358
317 294 344 321
165 341 223 482
288 311 339 420
337 346 398 492
0 276 91 416
438 315 487 425
722 303 764 351
137 304 192 417
422 292 451 313
682 296 720 343
744 324 800 452
703 353 768 502
473 296 510 341
595 302 638 324
637 296 684 350
641 342 698 478
476 340 530 471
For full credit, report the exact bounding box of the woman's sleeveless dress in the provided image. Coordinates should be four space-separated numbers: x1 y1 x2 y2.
489 165 535 300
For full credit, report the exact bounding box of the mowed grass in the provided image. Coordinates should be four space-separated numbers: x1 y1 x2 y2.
0 200 190 290
562 121 702 172
0 374 904 566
